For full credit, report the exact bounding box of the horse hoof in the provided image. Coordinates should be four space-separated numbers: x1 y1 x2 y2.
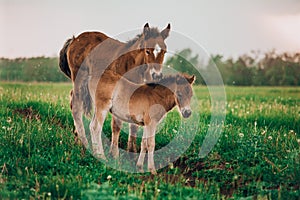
127 142 137 153
77 137 88 147
109 146 119 159
95 154 107 161
149 168 157 175
136 165 144 173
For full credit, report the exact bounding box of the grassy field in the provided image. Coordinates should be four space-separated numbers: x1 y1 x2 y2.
0 82 299 199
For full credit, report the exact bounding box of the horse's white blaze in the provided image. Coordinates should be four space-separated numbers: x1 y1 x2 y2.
153 43 161 59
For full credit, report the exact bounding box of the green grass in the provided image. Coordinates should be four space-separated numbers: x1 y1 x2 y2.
0 82 299 199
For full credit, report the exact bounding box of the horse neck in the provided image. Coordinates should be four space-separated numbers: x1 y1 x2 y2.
115 47 143 73
152 82 177 112
113 47 146 83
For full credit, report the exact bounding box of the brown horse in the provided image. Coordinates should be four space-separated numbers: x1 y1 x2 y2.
88 70 195 174
59 23 171 147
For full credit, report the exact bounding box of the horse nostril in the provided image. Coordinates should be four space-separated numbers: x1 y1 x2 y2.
183 110 191 118
152 73 162 81
152 73 156 80
158 73 163 80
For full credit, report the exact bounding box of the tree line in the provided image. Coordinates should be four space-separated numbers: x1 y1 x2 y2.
0 57 68 82
0 49 299 85
166 49 300 86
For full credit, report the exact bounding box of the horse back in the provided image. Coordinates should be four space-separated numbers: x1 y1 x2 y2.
67 32 110 81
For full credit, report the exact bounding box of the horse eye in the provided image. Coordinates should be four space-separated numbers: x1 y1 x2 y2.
146 50 151 55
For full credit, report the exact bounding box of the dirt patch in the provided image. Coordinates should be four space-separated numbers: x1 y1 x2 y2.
13 107 41 121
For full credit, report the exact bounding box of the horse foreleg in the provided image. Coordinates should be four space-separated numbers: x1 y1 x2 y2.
109 116 122 158
128 124 138 153
146 123 157 175
136 122 157 174
136 134 147 173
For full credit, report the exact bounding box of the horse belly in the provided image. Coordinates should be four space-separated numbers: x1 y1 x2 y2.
111 94 131 120
111 95 144 125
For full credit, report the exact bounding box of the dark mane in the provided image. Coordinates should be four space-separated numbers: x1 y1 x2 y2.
146 75 176 88
126 27 161 48
126 33 142 48
146 74 191 87
158 75 176 85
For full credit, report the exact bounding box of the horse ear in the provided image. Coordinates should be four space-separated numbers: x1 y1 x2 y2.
161 23 171 40
187 75 196 84
143 23 150 36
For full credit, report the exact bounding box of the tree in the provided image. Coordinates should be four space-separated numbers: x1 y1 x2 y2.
165 48 204 84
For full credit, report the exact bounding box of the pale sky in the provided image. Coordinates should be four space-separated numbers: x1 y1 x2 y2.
1 0 300 58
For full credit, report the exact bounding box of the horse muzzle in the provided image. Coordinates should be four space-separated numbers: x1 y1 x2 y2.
152 72 163 81
181 108 192 118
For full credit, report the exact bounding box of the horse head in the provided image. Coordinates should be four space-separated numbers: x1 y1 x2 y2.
129 23 171 82
174 74 195 118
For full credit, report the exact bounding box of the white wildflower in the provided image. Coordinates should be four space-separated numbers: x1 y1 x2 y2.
107 175 112 180
238 133 244 138
289 130 296 135
268 136 272 140
7 117 12 123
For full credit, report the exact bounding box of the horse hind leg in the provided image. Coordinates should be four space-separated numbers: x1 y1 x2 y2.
128 124 138 153
69 89 80 144
90 107 109 160
71 64 91 147
109 116 122 158
71 90 88 147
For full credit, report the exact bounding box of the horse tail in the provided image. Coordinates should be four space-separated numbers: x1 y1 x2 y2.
59 37 74 79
